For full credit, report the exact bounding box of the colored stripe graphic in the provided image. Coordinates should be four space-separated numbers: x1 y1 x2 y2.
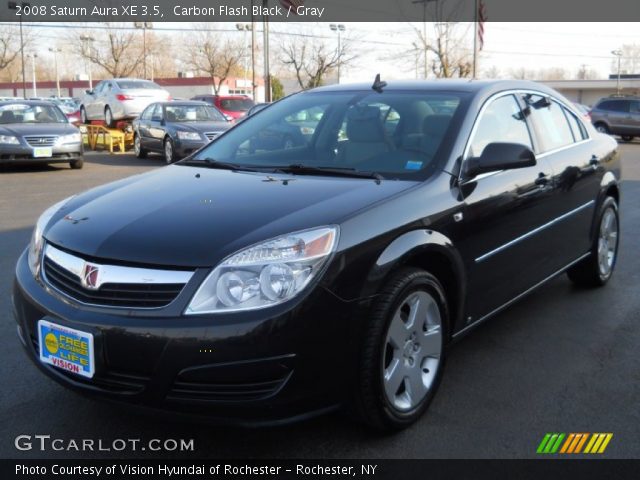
538 433 613 454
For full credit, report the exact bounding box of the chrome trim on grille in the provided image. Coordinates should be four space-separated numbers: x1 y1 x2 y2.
475 200 595 263
24 135 58 147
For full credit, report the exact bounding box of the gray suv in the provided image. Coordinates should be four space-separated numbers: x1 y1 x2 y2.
590 96 640 142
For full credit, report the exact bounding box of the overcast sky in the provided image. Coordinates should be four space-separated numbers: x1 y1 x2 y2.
5 22 640 82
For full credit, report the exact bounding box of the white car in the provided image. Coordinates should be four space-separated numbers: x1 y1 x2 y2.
79 78 170 127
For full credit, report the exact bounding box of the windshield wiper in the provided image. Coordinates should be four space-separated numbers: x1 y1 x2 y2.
180 157 262 172
273 164 383 182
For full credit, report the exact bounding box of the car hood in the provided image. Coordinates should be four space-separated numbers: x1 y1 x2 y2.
169 121 230 134
44 165 417 268
0 123 77 136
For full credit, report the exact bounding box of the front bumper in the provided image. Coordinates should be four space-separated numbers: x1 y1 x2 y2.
12 249 356 425
0 143 83 164
174 139 207 158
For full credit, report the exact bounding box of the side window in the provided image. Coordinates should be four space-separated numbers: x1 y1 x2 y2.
468 94 532 158
93 82 104 94
151 104 163 121
631 101 640 114
526 96 575 152
564 107 588 141
605 100 629 113
140 105 154 121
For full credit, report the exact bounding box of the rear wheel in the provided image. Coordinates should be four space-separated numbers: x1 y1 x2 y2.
69 158 84 169
567 196 619 287
355 268 447 431
134 134 147 159
621 135 634 142
104 106 114 128
164 137 175 164
594 123 609 134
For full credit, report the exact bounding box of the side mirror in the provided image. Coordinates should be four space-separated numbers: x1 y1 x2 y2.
464 142 536 178
85 89 94 95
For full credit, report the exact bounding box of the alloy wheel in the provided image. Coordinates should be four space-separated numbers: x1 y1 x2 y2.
382 290 442 411
597 208 618 276
134 135 140 156
164 140 173 164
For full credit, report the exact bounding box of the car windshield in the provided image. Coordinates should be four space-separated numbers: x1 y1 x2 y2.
116 80 162 90
220 98 254 111
0 103 67 124
165 104 226 122
188 90 465 179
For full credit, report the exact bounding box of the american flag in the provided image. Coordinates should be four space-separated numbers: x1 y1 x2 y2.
477 0 487 51
280 0 305 13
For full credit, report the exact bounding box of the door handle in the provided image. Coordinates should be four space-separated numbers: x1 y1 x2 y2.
535 173 549 186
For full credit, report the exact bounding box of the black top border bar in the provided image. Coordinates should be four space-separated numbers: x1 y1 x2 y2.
2 0 640 22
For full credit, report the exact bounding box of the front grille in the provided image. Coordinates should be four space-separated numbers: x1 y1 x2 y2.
31 336 148 394
43 256 186 309
24 135 58 147
204 132 220 141
166 375 290 403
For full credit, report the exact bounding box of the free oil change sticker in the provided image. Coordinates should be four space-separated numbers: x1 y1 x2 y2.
38 319 94 378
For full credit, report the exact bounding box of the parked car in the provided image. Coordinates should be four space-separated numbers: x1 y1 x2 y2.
132 101 232 163
79 79 171 127
51 97 82 125
190 94 254 120
14 80 620 430
0 100 83 169
590 96 640 142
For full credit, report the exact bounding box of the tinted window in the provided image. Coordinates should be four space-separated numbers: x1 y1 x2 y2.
564 108 587 141
190 91 465 178
598 100 629 112
151 104 162 121
140 105 155 120
165 104 226 122
468 94 532 158
631 100 640 113
116 80 162 90
220 98 254 111
527 96 575 152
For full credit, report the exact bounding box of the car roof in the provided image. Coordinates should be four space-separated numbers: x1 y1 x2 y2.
0 99 59 107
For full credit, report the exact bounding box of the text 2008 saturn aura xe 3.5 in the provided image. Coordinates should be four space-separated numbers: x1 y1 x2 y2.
13 79 620 430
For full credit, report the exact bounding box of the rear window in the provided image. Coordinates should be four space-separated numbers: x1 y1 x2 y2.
116 81 162 90
220 98 254 111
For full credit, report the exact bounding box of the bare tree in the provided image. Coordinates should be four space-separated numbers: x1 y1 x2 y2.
611 44 640 75
536 67 568 81
280 34 357 90
70 24 145 78
577 64 599 80
0 25 33 81
184 26 244 94
482 65 501 79
508 67 536 80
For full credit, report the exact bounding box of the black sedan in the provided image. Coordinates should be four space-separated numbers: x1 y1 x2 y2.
0 100 84 169
13 79 620 430
132 101 231 163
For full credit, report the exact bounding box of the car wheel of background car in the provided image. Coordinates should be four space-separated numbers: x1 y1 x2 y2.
134 134 147 159
69 158 84 170
567 196 619 287
283 136 295 149
164 137 175 164
104 107 114 128
621 135 634 142
80 106 87 124
355 267 447 431
594 123 609 134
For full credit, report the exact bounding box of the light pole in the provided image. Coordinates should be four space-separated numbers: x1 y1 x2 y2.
236 23 252 96
250 1 256 100
7 1 30 98
611 50 623 96
26 52 37 97
329 24 346 84
49 47 62 97
262 0 271 103
412 0 437 79
135 22 153 79
79 35 94 89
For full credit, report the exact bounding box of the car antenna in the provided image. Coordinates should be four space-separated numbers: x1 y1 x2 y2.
371 73 387 93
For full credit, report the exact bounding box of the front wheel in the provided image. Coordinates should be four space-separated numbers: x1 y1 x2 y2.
567 196 619 287
104 107 114 128
164 137 175 164
355 268 447 431
594 123 609 134
620 135 634 142
69 158 84 169
80 106 87 125
134 134 147 159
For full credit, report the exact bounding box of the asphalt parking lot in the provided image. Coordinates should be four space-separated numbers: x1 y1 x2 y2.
1 144 639 459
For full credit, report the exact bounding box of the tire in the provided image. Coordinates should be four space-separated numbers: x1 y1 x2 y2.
567 196 619 287
164 137 175 164
594 123 609 134
69 158 84 169
104 106 114 128
620 135 634 142
134 134 147 159
80 106 87 125
355 267 448 431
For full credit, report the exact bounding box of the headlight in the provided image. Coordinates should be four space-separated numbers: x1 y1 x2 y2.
28 196 75 277
176 131 202 141
55 133 81 145
0 135 19 144
186 226 338 314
